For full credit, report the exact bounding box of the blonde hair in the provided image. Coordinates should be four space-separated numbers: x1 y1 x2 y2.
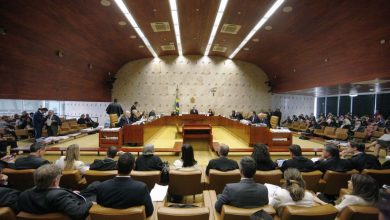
64 144 80 170
283 168 306 201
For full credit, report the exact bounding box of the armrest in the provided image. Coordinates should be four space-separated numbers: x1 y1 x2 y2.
317 179 326 192
222 204 276 217
209 190 221 220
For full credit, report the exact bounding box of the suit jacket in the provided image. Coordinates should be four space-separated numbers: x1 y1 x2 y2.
77 118 86 124
118 116 131 127
96 177 153 217
280 156 315 172
106 102 123 117
14 155 50 169
89 158 117 171
348 153 381 171
255 159 277 171
215 178 268 213
135 155 163 171
249 115 260 124
190 109 199 114
314 157 353 173
19 187 92 220
382 160 390 169
32 111 45 129
206 157 239 175
0 187 20 213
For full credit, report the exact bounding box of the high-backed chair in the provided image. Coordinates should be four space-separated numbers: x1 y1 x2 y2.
301 170 323 191
326 128 348 140
221 205 276 220
353 130 367 141
109 114 119 128
16 212 70 220
254 170 283 186
270 116 279 129
89 204 146 220
314 127 325 136
131 170 161 192
317 170 359 195
322 127 336 138
168 169 203 197
157 207 209 220
207 169 241 194
60 170 86 190
274 205 338 220
0 207 16 220
2 168 35 191
361 169 390 186
84 170 117 184
336 205 379 220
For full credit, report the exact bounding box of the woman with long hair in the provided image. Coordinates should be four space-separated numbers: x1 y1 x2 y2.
251 143 276 170
55 144 88 174
173 144 198 170
335 173 379 211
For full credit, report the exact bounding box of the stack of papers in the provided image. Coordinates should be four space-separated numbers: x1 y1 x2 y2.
150 184 169 202
270 128 291 133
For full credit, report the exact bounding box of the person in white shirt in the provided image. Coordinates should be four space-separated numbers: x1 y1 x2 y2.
173 144 199 171
335 173 379 212
271 168 326 214
367 127 390 157
55 144 88 174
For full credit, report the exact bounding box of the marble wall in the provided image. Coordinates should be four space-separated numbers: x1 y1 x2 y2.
271 94 315 120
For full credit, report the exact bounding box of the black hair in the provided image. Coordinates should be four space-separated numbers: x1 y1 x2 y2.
117 153 135 175
113 99 118 102
30 142 44 153
289 145 302 157
181 144 197 167
251 143 272 165
240 156 257 178
324 143 339 158
107 146 118 158
350 142 365 152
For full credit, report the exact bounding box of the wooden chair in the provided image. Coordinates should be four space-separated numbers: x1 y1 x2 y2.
109 114 119 128
270 116 279 129
274 205 338 220
131 170 161 192
326 128 348 140
168 169 203 197
336 205 379 220
157 207 209 220
2 168 35 191
206 169 241 194
60 170 87 190
89 204 146 220
0 207 16 220
301 170 323 191
361 169 390 186
317 170 359 195
84 170 117 185
254 170 283 186
16 212 70 220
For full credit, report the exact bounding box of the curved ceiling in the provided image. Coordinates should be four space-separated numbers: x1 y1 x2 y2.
0 0 389 101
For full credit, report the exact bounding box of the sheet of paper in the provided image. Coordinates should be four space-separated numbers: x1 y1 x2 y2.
150 183 169 202
311 157 320 163
265 183 281 198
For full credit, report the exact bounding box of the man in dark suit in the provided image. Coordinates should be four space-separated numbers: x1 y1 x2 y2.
33 107 47 139
273 108 282 126
90 146 118 171
118 111 131 127
131 101 139 112
18 164 92 220
0 187 20 213
215 156 268 213
45 110 61 136
95 153 153 217
135 144 163 171
85 114 99 128
190 106 199 114
249 111 260 124
314 143 353 173
77 114 86 125
206 144 239 175
13 142 49 169
341 142 381 171
106 99 123 117
280 145 315 172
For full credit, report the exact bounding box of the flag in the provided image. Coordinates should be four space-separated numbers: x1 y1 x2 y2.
175 85 180 114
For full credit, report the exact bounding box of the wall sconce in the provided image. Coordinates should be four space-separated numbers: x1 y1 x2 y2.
56 50 64 57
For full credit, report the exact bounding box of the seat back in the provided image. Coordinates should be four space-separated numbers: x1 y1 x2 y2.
301 170 323 191
254 170 282 186
16 212 71 220
0 207 16 220
60 170 85 190
372 131 384 138
109 114 119 127
324 127 336 136
84 170 117 184
321 170 358 195
209 169 241 194
361 169 390 186
168 169 202 196
157 207 209 220
335 128 348 140
89 204 146 220
131 170 161 192
2 168 35 191
270 116 279 129
221 205 276 220
337 205 378 220
280 204 338 220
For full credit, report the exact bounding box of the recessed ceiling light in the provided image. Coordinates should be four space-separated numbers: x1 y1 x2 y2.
114 0 158 57
265 25 272 30
153 9 157 12
380 39 386 44
243 47 249 51
100 0 111 6
169 0 183 56
282 6 293 13
118 21 127 26
130 35 136 39
293 68 296 72
229 0 285 59
252 38 259 42
138 45 144 48
196 8 199 12
324 58 328 62
204 0 229 56
237 11 241 15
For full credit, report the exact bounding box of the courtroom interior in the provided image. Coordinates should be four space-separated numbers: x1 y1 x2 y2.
0 0 390 220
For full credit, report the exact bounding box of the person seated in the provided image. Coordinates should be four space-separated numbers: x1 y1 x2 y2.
0 186 20 213
236 112 244 121
77 114 86 125
130 110 142 123
89 146 118 171
280 145 315 172
135 144 163 171
251 143 277 171
335 174 379 211
118 111 132 127
208 109 214 116
190 106 199 114
281 116 292 126
341 142 381 171
230 110 237 119
85 114 99 128
173 144 199 170
215 156 268 213
271 168 326 214
314 143 352 173
0 133 18 152
18 164 93 220
366 127 390 157
206 144 238 175
148 110 156 118
13 142 49 169
95 153 153 217
248 111 260 124
131 101 138 111
378 187 390 220
55 144 88 175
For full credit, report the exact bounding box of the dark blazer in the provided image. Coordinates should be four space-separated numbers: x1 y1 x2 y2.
255 159 277 171
382 160 390 169
348 153 381 171
96 177 153 217
89 158 117 171
106 102 124 117
14 155 50 169
135 155 163 171
0 187 20 213
32 111 45 129
215 178 268 213
280 156 315 172
77 118 86 124
206 157 239 175
190 109 199 114
249 115 260 124
314 157 353 173
118 116 131 127
19 187 92 220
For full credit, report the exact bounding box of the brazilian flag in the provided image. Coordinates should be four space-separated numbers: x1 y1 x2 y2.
175 86 180 114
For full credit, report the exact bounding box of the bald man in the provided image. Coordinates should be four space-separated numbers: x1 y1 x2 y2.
206 144 239 175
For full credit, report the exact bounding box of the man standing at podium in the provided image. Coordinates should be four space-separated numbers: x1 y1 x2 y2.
190 106 199 114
